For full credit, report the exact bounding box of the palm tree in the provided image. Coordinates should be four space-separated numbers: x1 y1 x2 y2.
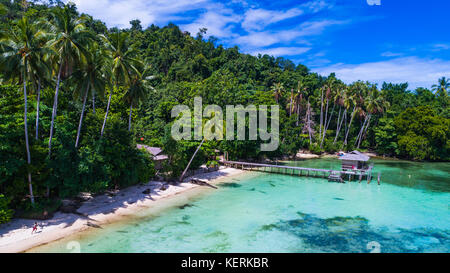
432 77 449 97
355 86 389 148
100 31 139 136
0 16 47 205
333 87 345 144
320 78 337 147
271 82 284 104
30 51 51 140
342 86 358 147
124 64 154 131
293 81 305 126
44 5 92 156
71 43 108 147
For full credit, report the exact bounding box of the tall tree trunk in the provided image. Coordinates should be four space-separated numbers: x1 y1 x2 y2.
35 78 41 140
101 89 113 137
23 72 35 205
355 115 369 147
334 108 346 144
48 63 63 156
46 63 63 198
92 92 95 114
179 138 205 182
319 88 323 140
296 104 300 126
333 107 342 144
289 89 293 117
321 102 334 148
75 83 90 148
343 106 356 146
128 102 133 131
358 114 371 148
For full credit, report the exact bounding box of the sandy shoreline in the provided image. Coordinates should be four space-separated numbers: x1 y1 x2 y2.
0 167 247 253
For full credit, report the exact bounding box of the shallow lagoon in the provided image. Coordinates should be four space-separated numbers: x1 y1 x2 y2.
31 158 450 253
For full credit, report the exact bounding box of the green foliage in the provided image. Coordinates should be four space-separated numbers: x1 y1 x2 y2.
374 113 398 156
0 194 14 224
394 106 449 160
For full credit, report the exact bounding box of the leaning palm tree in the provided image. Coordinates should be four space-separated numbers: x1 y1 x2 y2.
100 31 139 136
71 43 108 147
43 5 92 156
0 16 47 205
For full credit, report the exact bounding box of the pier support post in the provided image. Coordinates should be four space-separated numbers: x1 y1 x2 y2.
377 173 381 185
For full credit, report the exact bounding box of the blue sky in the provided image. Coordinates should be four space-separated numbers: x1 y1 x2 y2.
66 0 450 89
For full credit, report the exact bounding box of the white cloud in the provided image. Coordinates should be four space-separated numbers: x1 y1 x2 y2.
180 6 242 38
241 1 332 32
70 0 209 28
313 57 450 89
381 51 403 57
235 19 348 48
251 47 311 56
241 8 305 31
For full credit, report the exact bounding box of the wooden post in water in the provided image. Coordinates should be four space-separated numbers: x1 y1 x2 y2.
359 173 362 183
377 172 381 185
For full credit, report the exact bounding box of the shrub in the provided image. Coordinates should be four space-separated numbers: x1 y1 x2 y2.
0 194 14 224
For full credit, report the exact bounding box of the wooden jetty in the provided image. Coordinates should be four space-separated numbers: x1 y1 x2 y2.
222 160 380 184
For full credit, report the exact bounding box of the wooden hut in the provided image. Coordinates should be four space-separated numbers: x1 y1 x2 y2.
339 150 370 171
137 144 168 170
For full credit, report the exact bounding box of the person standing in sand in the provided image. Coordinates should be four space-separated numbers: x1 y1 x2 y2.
31 222 38 234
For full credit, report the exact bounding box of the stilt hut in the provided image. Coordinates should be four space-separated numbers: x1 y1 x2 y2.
339 150 370 171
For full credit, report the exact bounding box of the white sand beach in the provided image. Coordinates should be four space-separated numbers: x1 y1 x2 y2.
0 167 246 253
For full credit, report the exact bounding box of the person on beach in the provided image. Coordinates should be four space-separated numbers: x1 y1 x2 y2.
31 222 38 234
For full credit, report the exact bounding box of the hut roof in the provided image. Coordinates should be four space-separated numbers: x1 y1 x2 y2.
137 144 164 156
338 150 370 161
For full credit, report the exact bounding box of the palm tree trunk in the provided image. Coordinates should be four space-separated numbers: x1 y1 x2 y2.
23 72 35 205
343 106 356 146
333 107 342 144
334 108 345 144
128 102 133 131
35 78 41 140
355 115 369 147
101 89 113 137
46 63 62 198
358 114 371 148
319 88 323 140
92 92 95 114
321 102 335 148
179 138 205 182
75 83 90 148
48 63 63 156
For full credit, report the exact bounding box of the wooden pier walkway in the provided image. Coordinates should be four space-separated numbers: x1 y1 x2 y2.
222 160 380 184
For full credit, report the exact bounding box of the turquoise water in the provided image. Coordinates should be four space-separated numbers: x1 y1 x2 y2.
31 159 449 253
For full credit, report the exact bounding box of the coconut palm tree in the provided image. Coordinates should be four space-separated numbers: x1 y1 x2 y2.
342 86 358 147
355 86 389 148
124 64 154 132
271 82 284 104
432 77 449 98
100 31 139 136
0 16 48 205
293 81 305 126
71 43 108 147
320 78 338 147
332 86 345 144
43 5 93 156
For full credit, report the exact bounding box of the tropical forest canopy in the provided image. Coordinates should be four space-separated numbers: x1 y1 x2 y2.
0 1 448 222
